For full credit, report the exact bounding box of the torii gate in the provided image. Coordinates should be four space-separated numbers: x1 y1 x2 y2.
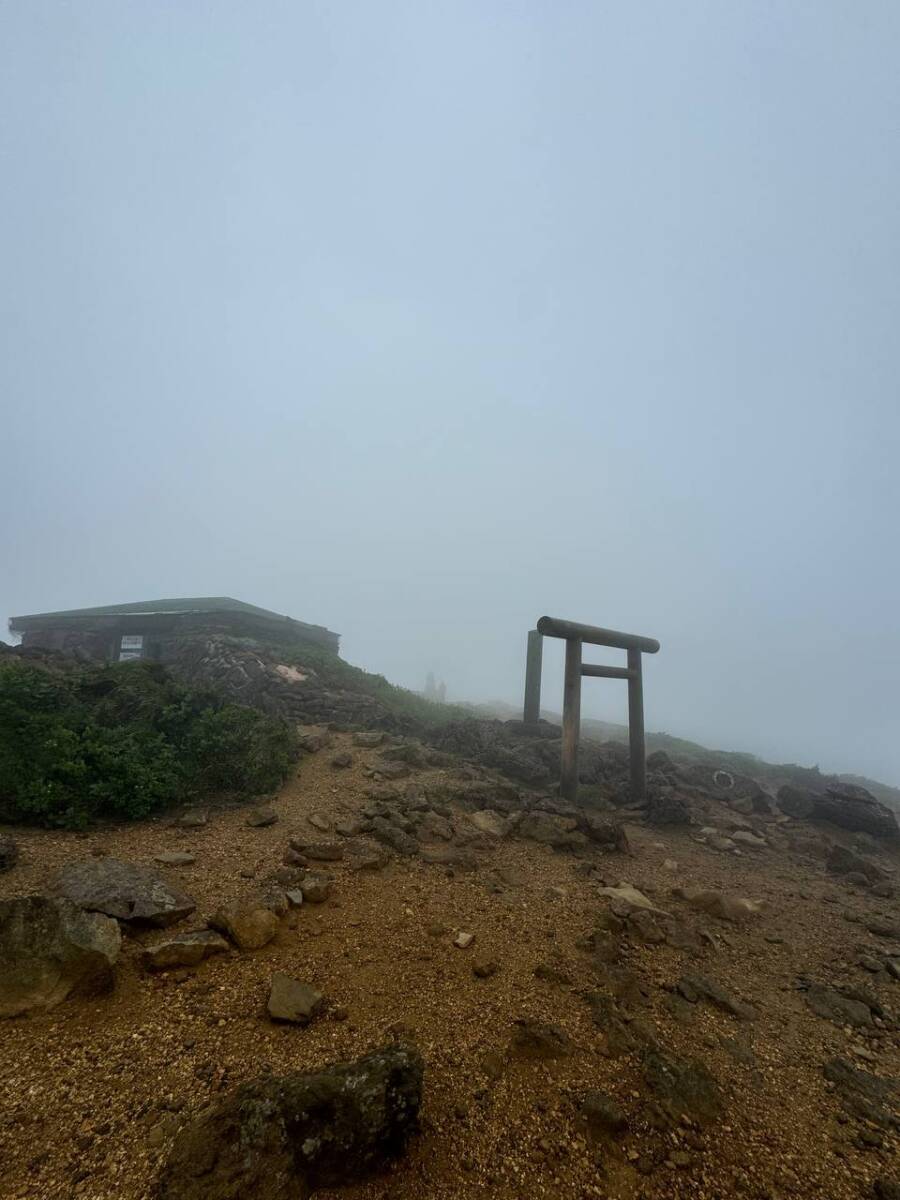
523 616 660 803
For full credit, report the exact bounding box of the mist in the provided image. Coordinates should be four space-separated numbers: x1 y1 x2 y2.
2 1 898 784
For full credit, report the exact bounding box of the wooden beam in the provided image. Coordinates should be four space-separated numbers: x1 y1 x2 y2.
560 637 582 801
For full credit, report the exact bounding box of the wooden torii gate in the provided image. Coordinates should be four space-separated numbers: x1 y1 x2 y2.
523 616 660 803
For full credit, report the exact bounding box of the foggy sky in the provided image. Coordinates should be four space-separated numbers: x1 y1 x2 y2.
2 2 899 784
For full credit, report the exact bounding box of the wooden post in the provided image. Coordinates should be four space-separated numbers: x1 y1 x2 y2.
523 629 543 724
561 637 582 801
627 647 645 801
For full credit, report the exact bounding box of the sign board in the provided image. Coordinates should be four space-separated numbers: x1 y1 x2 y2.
119 634 144 662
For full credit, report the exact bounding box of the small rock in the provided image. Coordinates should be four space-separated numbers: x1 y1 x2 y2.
246 808 278 828
330 752 353 769
582 1090 628 1138
510 1018 574 1059
308 813 332 832
352 731 386 747
302 842 344 862
153 852 196 866
296 726 331 753
454 931 475 949
142 931 229 972
866 918 899 939
267 973 325 1024
210 901 279 951
473 959 499 979
177 809 208 829
299 874 332 903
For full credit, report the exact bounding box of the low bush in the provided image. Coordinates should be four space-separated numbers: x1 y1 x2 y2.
0 659 298 828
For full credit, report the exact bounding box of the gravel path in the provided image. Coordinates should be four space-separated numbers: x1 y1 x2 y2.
1 734 898 1200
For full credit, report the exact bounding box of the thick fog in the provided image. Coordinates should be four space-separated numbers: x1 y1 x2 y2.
2 3 898 783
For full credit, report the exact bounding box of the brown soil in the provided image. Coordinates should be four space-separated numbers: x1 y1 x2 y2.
1 735 898 1200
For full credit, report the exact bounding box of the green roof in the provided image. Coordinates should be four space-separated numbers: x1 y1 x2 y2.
10 597 331 631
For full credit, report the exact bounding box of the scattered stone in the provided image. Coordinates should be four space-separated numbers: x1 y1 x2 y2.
267 973 325 1024
154 852 196 867
646 788 692 826
0 834 19 873
643 1050 721 1126
518 811 581 849
352 731 386 747
581 1090 628 1138
373 759 409 780
157 1043 423 1199
670 887 762 923
823 1057 897 1129
299 874 332 903
731 830 767 850
285 890 304 908
469 810 507 838
473 959 499 979
534 962 573 985
245 808 278 828
296 726 331 753
866 918 899 939
0 896 121 1018
301 841 343 862
54 859 196 927
677 973 757 1020
176 809 208 829
417 811 455 842
142 930 229 972
627 909 667 945
308 813 332 832
454 931 475 949
420 844 477 869
372 819 418 857
510 1018 573 1059
210 901 279 951
584 992 637 1057
599 883 669 918
580 816 631 851
827 844 884 881
805 983 872 1028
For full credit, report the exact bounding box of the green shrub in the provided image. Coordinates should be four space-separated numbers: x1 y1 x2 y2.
0 659 299 828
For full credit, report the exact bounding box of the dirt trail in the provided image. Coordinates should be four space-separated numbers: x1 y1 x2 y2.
1 734 898 1200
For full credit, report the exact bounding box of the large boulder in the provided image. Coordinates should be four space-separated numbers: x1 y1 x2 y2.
778 783 899 840
54 859 196 927
158 1043 424 1200
816 784 899 841
0 896 121 1017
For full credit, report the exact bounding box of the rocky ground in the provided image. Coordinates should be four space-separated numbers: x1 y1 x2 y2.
1 729 898 1200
